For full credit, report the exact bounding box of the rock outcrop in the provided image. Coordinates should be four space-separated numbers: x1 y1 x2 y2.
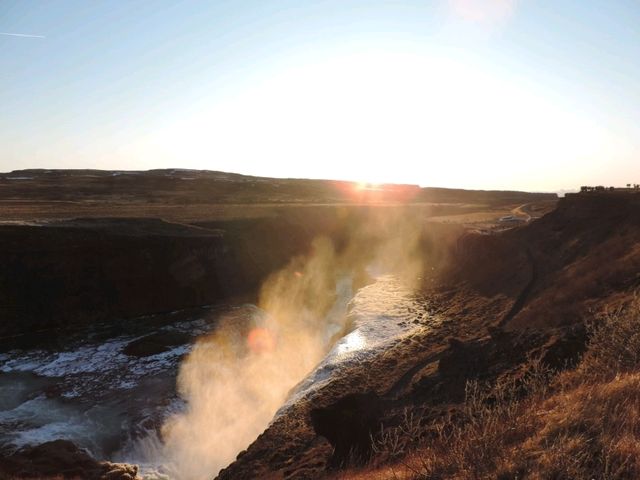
0 440 139 480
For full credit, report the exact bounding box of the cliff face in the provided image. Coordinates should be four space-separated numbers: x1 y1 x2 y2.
0 219 221 338
0 216 323 340
506 192 640 330
437 192 640 329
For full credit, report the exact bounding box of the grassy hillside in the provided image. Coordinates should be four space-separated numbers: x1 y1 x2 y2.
0 169 555 223
337 296 640 479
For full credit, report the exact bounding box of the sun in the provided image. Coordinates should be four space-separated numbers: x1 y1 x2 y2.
355 182 382 191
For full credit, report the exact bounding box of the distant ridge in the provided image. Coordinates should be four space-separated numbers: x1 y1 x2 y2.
1 168 556 207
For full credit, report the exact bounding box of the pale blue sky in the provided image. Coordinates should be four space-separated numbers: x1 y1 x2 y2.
1 1 639 190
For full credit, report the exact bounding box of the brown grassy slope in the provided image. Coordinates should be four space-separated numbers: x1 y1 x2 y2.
508 193 640 330
337 297 640 480
332 193 640 479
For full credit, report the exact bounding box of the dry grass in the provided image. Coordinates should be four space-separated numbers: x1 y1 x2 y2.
334 296 640 480
580 297 640 378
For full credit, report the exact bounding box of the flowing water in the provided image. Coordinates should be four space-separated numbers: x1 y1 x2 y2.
0 311 228 459
276 275 427 415
0 275 429 479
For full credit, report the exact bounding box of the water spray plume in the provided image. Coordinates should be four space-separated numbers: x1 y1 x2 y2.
139 209 439 479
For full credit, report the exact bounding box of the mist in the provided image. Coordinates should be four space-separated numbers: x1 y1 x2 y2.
140 207 435 479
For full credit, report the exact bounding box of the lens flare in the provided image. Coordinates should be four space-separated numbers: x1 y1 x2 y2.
449 0 516 24
247 327 276 354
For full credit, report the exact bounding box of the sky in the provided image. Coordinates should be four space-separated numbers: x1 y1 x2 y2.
1 0 639 191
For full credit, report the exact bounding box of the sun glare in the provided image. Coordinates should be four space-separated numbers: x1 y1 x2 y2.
355 182 382 191
148 50 612 190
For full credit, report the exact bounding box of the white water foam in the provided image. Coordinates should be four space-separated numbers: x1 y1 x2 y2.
276 275 429 415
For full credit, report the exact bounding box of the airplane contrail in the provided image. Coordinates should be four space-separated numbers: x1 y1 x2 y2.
0 32 46 38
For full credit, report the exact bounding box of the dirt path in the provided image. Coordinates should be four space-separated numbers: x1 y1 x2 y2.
511 203 533 222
